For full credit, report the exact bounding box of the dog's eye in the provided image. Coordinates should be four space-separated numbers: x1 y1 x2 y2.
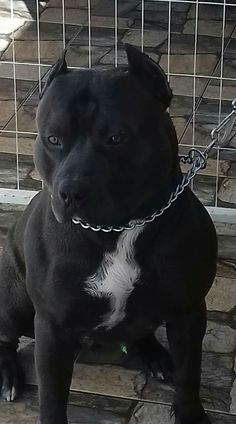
108 134 126 145
48 136 60 145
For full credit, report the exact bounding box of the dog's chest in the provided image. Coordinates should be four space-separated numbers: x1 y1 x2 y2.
85 227 144 330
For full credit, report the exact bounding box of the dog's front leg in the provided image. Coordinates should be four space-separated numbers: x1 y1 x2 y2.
166 303 210 424
35 314 78 424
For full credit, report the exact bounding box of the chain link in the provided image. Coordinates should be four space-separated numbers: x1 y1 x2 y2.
72 99 236 232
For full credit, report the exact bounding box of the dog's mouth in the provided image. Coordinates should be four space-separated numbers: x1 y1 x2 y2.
52 203 132 230
50 199 65 224
50 186 163 231
51 195 116 228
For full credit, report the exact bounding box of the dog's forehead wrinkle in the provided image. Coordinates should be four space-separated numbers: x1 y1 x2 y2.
39 69 152 135
38 77 99 135
41 69 97 106
95 72 157 122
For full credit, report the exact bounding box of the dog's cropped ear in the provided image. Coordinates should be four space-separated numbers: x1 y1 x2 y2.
125 44 172 109
40 49 68 99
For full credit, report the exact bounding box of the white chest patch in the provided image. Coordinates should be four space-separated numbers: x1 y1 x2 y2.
85 226 144 330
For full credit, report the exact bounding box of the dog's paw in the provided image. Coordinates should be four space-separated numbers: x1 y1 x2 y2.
146 348 173 382
173 405 211 424
0 348 22 401
175 416 211 424
137 336 173 382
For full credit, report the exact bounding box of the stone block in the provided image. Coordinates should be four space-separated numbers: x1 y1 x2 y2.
0 0 44 19
0 78 33 100
0 152 36 190
193 175 216 206
0 9 27 36
230 377 236 413
203 321 236 353
180 121 221 148
160 54 217 75
216 261 236 279
19 343 146 399
228 161 236 178
92 0 137 17
196 99 232 122
0 37 10 56
100 49 159 66
40 7 87 25
48 0 98 7
188 4 236 22
0 63 50 81
181 158 230 178
218 178 236 206
218 149 236 163
216 221 236 236
169 95 196 118
137 2 190 13
0 136 34 156
208 411 236 423
72 363 146 398
130 10 187 26
100 48 128 65
121 30 167 48
156 322 236 356
66 45 110 67
203 81 236 101
200 385 231 413
218 235 236 262
172 117 187 139
14 21 79 42
129 403 174 424
68 390 133 416
6 105 37 133
0 385 127 424
2 40 64 64
207 277 236 312
0 100 14 127
169 76 207 98
72 27 125 47
90 15 133 29
184 20 235 38
129 401 236 423
201 352 234 390
159 34 222 55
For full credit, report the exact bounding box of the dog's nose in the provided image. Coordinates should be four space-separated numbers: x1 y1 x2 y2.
59 184 86 206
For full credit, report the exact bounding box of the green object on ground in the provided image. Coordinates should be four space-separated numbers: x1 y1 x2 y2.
120 344 128 355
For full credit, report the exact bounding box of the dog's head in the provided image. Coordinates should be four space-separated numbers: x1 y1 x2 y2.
35 45 179 226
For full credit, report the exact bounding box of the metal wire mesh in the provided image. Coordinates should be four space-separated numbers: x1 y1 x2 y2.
0 0 235 214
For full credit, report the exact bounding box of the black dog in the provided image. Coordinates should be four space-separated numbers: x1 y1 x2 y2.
0 45 217 424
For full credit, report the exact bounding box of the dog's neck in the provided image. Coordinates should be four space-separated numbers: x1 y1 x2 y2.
45 167 183 248
132 166 182 221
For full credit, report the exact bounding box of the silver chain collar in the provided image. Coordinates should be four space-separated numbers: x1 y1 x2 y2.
72 99 236 233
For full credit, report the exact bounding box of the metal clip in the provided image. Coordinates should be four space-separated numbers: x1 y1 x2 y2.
232 98 236 111
210 98 236 148
189 148 207 169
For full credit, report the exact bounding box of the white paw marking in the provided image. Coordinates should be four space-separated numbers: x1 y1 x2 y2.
2 385 17 402
85 226 144 329
11 386 17 401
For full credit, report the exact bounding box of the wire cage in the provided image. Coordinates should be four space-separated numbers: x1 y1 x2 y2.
0 0 235 221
